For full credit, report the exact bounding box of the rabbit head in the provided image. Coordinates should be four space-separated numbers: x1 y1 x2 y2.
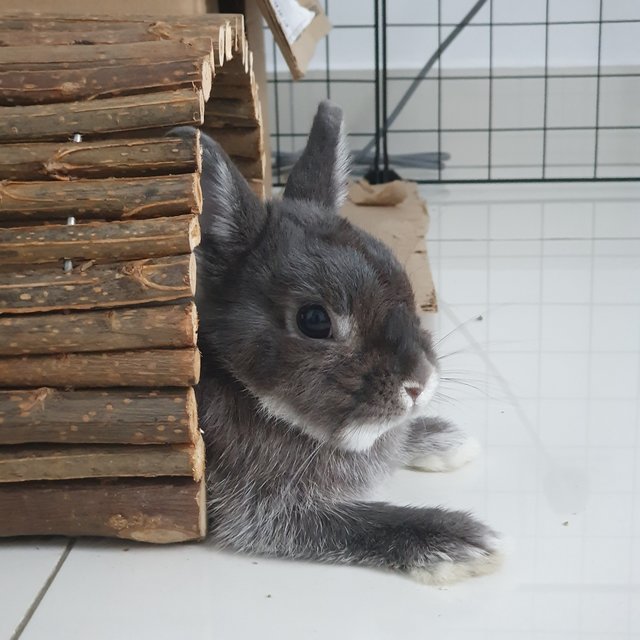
187 101 439 452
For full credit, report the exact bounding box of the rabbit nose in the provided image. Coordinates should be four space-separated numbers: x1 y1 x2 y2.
404 385 424 402
404 353 431 403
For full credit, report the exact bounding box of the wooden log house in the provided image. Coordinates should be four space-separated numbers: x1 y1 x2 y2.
0 12 266 542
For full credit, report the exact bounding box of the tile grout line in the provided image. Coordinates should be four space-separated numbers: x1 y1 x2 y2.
577 200 597 634
533 200 544 594
11 539 76 640
484 204 491 518
631 294 640 632
427 236 640 243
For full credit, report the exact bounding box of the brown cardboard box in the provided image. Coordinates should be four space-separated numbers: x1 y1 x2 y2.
255 0 330 79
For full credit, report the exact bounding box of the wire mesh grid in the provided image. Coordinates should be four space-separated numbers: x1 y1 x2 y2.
265 0 640 184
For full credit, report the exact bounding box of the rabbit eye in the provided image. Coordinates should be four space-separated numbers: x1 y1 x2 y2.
297 304 332 339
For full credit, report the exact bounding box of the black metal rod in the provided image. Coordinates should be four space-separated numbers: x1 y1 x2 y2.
373 0 381 182
437 0 442 181
381 0 390 175
542 0 550 179
272 70 640 84
324 0 331 100
272 38 282 183
487 0 493 180
593 0 604 179
384 18 640 27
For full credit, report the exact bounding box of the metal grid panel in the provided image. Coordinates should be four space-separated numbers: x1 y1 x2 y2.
266 0 640 184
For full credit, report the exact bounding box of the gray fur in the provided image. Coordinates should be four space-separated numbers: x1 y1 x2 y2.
169 102 500 581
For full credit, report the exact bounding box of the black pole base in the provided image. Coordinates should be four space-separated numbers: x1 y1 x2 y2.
364 167 403 185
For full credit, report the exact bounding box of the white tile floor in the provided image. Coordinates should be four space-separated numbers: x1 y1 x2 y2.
2 182 640 640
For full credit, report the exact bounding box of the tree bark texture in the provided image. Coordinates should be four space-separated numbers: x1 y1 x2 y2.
0 254 196 314
0 88 205 142
0 348 200 388
0 215 200 265
0 387 198 445
0 133 200 181
0 41 213 106
0 13 234 66
0 174 201 222
0 301 197 356
0 440 204 483
0 477 206 542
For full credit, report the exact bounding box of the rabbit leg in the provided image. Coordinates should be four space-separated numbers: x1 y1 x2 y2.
212 499 501 585
404 417 480 472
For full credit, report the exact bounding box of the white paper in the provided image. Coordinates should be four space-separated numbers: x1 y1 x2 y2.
268 0 315 44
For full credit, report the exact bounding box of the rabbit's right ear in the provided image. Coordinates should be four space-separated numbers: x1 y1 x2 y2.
168 127 264 254
283 101 349 210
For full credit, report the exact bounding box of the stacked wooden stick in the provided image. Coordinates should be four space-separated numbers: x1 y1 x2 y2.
0 13 265 542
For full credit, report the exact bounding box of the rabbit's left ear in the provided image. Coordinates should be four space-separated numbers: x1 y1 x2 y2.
283 100 350 210
168 126 264 257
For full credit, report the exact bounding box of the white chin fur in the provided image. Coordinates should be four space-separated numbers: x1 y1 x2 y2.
258 393 402 452
257 394 329 444
337 420 400 452
410 434 481 472
408 548 503 586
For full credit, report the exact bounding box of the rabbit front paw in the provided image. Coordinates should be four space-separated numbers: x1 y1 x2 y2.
409 512 503 585
409 433 481 472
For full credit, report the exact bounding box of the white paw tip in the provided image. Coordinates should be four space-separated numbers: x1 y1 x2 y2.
410 435 481 472
408 549 504 586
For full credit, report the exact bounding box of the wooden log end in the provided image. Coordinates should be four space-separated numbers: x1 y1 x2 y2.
225 23 233 62
190 338 201 386
185 301 199 351
193 128 203 175
217 25 226 67
196 88 206 126
190 171 203 215
185 386 199 444
188 252 198 300
188 214 202 252
244 40 250 74
201 57 213 103
191 436 205 482
113 476 206 542
196 477 207 539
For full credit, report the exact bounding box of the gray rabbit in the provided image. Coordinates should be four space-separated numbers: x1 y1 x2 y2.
170 101 501 585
